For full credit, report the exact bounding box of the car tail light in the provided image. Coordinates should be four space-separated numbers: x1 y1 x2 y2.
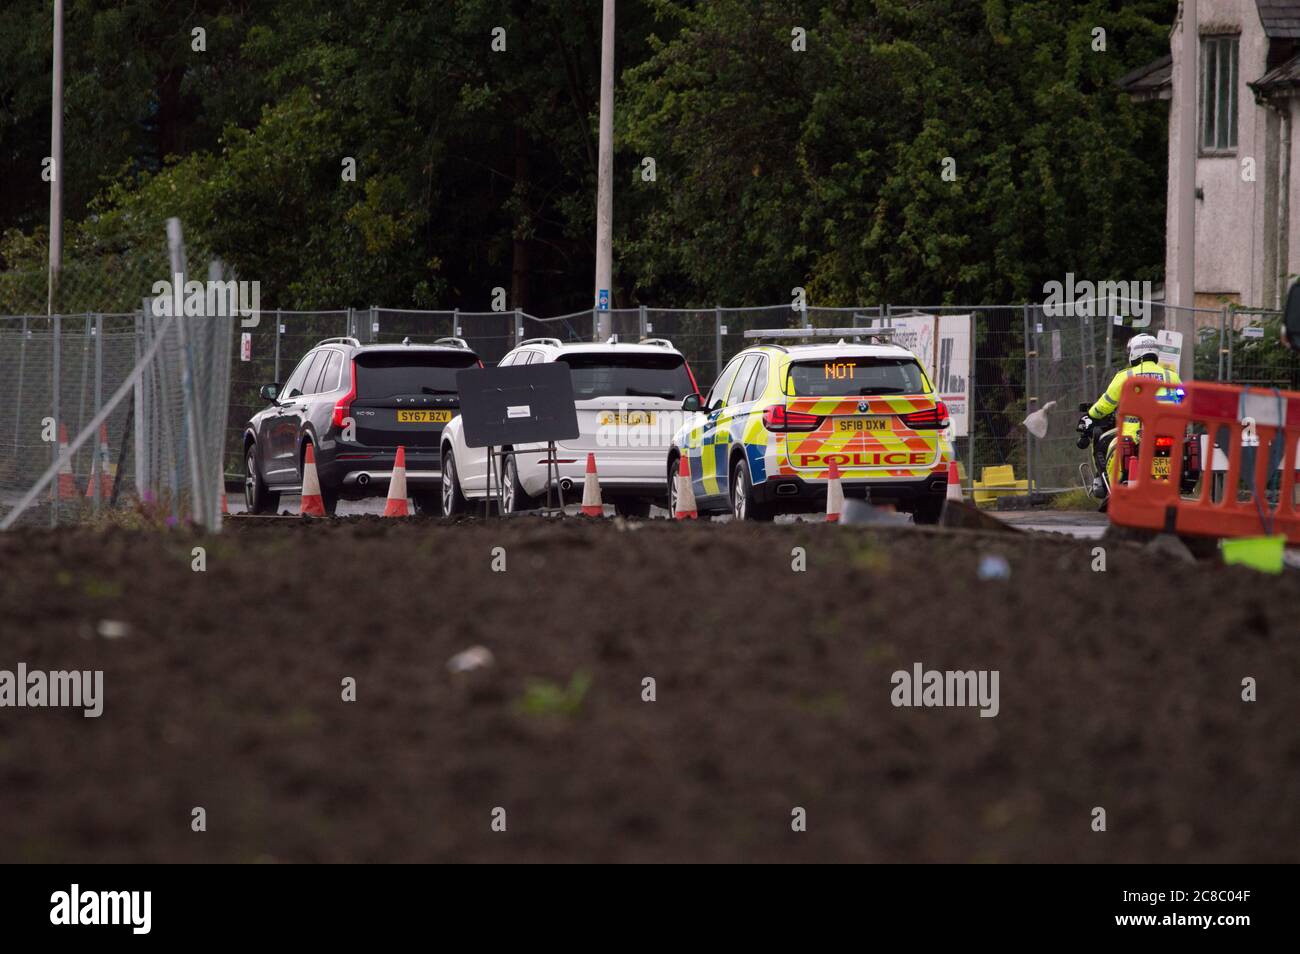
762 404 820 432
900 402 949 430
332 359 357 429
1184 435 1201 472
1153 435 1175 451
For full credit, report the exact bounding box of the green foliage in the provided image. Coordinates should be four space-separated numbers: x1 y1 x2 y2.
621 0 1172 306
516 671 592 717
2 0 1173 315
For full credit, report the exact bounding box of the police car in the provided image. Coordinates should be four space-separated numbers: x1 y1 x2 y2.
667 328 953 521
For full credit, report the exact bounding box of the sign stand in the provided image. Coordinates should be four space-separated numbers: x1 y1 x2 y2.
456 364 580 518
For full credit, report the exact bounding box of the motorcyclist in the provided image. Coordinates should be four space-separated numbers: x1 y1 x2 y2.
1076 333 1181 487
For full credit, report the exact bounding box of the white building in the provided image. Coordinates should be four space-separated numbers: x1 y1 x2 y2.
1120 0 1300 315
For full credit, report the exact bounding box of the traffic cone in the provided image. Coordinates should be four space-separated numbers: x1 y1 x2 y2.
383 446 410 518
56 423 78 500
825 460 844 523
673 454 697 520
581 453 605 517
300 443 327 517
1125 452 1138 487
945 460 962 503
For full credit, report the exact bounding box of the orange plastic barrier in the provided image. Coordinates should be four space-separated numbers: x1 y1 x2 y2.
1108 378 1300 544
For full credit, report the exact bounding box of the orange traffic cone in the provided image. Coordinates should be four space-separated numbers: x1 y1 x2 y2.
673 454 697 520
57 423 78 500
581 453 604 517
300 443 327 517
1125 452 1138 487
825 460 844 523
945 460 962 503
383 446 410 517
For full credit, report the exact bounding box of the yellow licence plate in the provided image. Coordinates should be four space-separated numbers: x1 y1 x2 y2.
1152 456 1171 480
599 411 656 425
837 418 889 432
396 409 452 424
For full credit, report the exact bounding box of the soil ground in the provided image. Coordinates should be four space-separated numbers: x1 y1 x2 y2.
0 515 1296 863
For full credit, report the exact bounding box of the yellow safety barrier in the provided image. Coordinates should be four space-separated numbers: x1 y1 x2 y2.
972 464 1029 506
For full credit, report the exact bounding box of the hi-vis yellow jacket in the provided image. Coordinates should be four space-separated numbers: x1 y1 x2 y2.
1088 359 1181 435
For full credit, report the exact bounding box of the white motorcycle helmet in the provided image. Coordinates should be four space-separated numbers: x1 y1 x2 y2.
1127 333 1159 365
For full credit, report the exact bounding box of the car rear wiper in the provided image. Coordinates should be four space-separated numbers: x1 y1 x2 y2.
421 387 457 394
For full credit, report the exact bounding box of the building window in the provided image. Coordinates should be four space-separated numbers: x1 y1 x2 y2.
1200 35 1238 153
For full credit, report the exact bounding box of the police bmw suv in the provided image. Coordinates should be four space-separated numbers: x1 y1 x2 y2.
243 336 481 515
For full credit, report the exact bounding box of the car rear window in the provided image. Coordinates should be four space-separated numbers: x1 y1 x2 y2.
785 357 928 397
557 353 694 400
354 351 479 398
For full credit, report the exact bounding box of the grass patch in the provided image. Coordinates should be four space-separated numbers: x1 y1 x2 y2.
516 671 592 717
1050 488 1096 511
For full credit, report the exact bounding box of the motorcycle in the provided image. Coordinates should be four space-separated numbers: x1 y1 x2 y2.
1076 401 1201 505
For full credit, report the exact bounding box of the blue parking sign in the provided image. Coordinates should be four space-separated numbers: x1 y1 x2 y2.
598 289 610 311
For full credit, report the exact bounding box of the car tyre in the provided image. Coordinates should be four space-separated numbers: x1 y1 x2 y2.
441 447 471 517
732 457 774 522
245 443 280 514
502 452 538 514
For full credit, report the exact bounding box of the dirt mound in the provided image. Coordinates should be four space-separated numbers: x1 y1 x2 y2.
0 516 1295 862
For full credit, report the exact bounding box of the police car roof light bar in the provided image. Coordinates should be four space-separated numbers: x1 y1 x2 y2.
743 327 897 341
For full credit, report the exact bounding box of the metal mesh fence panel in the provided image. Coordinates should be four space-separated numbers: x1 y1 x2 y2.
644 308 721 387
0 314 141 526
1 306 230 530
18 290 1296 510
521 308 593 346
1224 307 1300 390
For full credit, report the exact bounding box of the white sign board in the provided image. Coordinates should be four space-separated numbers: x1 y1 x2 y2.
935 314 972 438
240 332 252 362
871 314 972 437
1156 329 1183 371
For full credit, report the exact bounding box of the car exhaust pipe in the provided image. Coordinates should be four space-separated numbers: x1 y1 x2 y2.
775 483 799 496
356 473 370 487
559 478 575 493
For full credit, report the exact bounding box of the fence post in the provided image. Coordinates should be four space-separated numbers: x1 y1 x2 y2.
967 311 976 492
715 306 723 381
1077 311 1090 407
13 316 28 456
453 307 460 338
1022 303 1036 494
592 307 598 342
1218 305 1228 381
274 308 282 382
515 307 523 348
134 309 147 498
639 303 647 339
1226 306 1235 382
93 313 103 507
50 313 60 527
